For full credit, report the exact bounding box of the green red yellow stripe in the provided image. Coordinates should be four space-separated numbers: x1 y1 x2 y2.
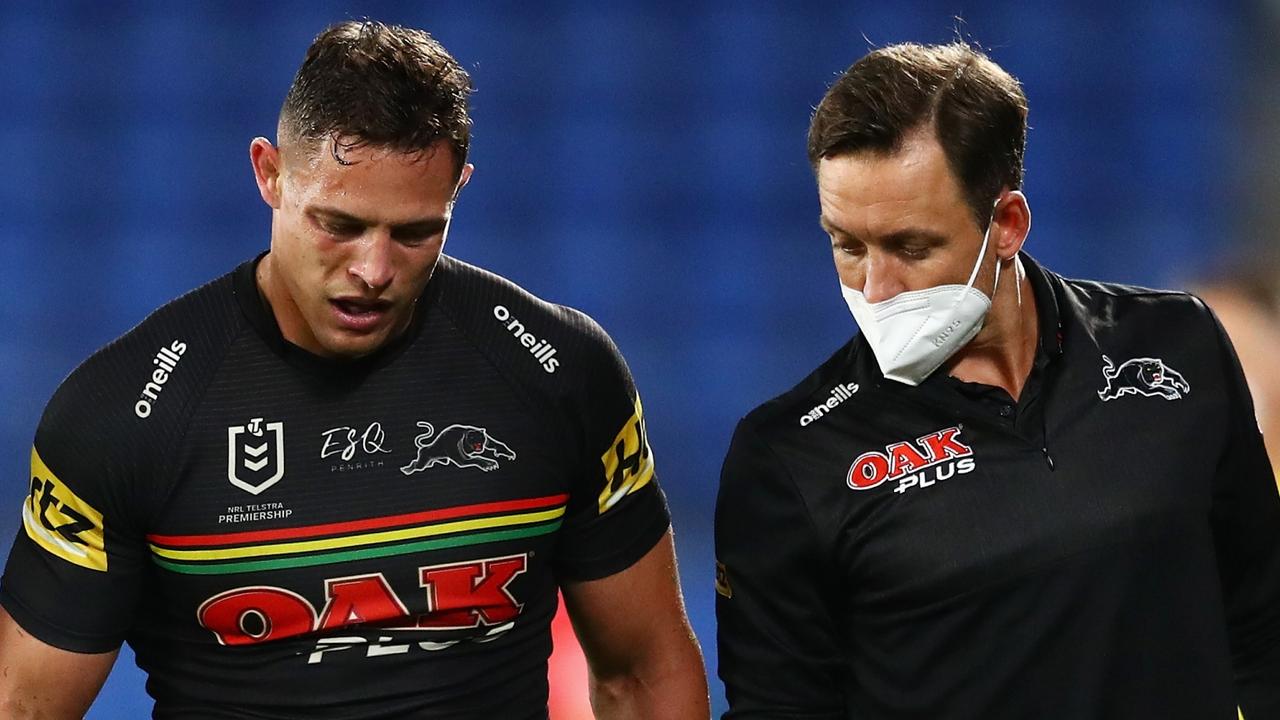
148 493 567 576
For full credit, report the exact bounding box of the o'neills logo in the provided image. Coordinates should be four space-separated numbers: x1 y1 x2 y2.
799 382 859 426
135 340 187 418
847 426 976 494
493 305 559 374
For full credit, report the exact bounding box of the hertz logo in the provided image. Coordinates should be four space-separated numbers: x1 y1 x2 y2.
23 448 107 571
598 395 655 514
715 560 733 599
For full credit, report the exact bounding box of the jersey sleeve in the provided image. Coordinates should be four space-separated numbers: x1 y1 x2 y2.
552 319 670 582
715 420 847 719
1201 304 1280 718
1 380 152 653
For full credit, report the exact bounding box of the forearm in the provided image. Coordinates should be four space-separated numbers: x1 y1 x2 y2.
0 660 110 719
563 532 709 718
0 606 116 720
0 695 81 720
588 649 709 720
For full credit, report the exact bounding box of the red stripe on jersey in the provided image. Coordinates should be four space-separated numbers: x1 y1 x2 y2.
147 493 570 548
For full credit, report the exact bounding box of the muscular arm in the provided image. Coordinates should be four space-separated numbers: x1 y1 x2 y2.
0 605 116 719
561 530 709 719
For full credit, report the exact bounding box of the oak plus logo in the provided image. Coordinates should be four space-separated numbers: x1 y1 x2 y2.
847 426 976 495
194 554 529 663
227 418 285 495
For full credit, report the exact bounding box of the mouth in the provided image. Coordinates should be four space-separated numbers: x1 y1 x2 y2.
329 296 394 332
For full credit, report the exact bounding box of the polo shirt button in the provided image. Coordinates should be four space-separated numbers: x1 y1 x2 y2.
999 404 1014 418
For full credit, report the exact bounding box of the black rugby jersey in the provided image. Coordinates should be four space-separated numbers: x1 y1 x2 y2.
716 254 1280 719
1 254 670 719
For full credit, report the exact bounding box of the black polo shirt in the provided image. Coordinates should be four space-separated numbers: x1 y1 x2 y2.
716 254 1280 719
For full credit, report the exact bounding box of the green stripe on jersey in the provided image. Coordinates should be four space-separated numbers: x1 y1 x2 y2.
152 521 561 575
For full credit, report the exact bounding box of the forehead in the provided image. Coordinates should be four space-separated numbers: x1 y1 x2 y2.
816 131 969 235
283 141 460 219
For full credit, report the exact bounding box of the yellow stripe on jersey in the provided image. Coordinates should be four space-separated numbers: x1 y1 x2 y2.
598 394 656 514
149 506 565 561
23 447 107 571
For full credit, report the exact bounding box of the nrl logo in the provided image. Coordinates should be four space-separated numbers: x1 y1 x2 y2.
1097 354 1190 402
227 417 286 495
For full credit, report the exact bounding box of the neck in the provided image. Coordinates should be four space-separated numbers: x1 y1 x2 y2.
256 253 320 354
946 259 1040 400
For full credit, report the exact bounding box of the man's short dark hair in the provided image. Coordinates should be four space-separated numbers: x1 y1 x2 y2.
807 42 1028 228
279 20 473 176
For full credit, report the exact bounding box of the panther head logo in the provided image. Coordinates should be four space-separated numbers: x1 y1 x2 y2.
1097 354 1190 402
400 422 517 475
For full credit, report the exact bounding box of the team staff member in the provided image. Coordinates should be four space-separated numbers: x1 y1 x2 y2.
716 42 1280 719
0 21 708 719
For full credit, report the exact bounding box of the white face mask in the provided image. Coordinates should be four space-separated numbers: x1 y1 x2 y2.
841 212 1002 386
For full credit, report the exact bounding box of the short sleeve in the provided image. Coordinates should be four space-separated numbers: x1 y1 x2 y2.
553 322 669 582
0 381 151 653
716 420 847 719
1200 303 1280 718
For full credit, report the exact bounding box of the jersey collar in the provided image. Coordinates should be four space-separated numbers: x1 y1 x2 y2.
231 252 439 376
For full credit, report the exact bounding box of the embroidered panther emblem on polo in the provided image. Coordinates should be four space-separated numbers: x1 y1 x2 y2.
1097 354 1190 402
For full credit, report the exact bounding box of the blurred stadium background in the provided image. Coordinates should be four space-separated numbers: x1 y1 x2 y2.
2 2 1278 717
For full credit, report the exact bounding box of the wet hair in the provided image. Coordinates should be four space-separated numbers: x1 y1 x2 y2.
807 41 1028 228
278 20 472 176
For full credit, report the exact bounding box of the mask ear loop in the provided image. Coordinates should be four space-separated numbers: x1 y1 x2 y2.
927 196 1005 346
1014 255 1024 307
963 196 1003 297
964 218 993 290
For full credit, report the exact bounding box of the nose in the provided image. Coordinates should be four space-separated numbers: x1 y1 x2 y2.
861 254 904 304
349 232 395 292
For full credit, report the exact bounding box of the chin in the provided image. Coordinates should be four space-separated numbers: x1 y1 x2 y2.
317 332 390 360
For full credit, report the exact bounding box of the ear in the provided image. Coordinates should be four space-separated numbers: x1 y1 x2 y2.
250 137 284 209
454 163 475 198
991 190 1031 260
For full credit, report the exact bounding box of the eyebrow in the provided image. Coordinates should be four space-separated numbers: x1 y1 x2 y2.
818 215 947 246
881 229 948 247
309 206 450 234
818 214 849 237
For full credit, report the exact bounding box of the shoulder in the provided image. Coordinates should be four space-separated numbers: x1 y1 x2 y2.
46 268 244 420
36 268 247 495
1045 269 1245 411
718 336 870 505
1050 271 1228 362
430 255 622 381
429 256 653 473
717 349 862 545
735 336 866 444
1055 273 1214 328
